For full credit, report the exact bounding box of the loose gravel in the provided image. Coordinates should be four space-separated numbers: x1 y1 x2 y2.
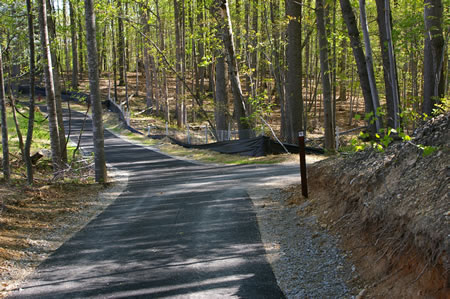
250 187 361 298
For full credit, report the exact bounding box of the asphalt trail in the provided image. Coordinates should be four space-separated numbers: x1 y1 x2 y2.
10 107 299 298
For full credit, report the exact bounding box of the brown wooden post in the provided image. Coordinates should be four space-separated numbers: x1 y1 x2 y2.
298 131 308 198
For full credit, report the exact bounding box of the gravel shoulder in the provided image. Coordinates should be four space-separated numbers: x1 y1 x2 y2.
248 175 363 298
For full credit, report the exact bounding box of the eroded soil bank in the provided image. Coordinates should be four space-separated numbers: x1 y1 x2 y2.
288 113 449 298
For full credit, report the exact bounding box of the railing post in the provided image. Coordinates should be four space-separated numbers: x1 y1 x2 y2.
147 125 151 137
205 124 208 144
165 122 169 136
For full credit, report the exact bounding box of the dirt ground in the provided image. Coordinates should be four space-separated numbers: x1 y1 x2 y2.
285 112 449 298
0 156 126 298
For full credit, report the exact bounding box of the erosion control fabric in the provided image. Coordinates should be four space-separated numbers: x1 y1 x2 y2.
150 135 324 157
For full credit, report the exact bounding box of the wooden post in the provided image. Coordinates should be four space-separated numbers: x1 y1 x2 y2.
298 131 308 198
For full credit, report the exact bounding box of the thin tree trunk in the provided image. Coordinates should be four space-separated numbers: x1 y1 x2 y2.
339 0 378 133
117 0 125 85
376 0 400 129
359 0 382 132
142 11 153 111
174 0 182 127
111 19 118 101
47 0 68 163
78 14 84 80
212 0 250 139
84 0 107 183
38 0 62 174
63 0 70 81
25 0 36 184
317 0 335 151
69 0 78 89
8 86 24 156
0 43 10 181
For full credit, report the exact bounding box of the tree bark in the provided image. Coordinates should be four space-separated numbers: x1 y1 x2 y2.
78 13 84 80
316 0 335 151
339 0 378 133
423 0 445 115
376 0 400 129
25 0 36 184
69 0 78 89
117 0 125 85
142 11 153 111
359 0 382 132
212 0 250 139
84 0 107 183
38 0 62 173
0 42 10 181
214 54 228 135
285 0 303 144
47 0 68 163
174 0 183 127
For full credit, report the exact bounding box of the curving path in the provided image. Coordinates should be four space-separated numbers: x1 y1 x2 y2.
10 107 300 298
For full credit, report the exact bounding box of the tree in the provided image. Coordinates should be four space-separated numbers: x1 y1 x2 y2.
24 0 36 184
359 0 382 132
376 0 400 129
316 0 335 151
423 0 445 115
340 0 379 133
211 0 250 139
38 0 62 174
84 0 107 183
47 0 68 163
0 42 10 181
69 0 79 89
285 0 303 144
213 21 228 137
117 0 125 86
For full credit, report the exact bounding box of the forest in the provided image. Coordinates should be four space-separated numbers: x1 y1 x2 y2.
0 0 448 183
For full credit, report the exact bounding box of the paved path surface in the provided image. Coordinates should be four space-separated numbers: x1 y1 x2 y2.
10 108 300 298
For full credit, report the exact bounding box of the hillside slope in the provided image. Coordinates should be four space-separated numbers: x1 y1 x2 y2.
301 113 449 297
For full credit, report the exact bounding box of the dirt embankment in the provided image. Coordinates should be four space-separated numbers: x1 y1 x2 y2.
301 113 449 298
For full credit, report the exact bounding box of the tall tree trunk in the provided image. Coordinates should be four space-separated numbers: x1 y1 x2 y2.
174 0 183 127
196 0 205 102
317 0 335 151
214 54 228 135
63 0 70 81
25 0 36 184
117 0 125 85
38 0 62 173
423 0 445 115
0 43 10 181
78 13 84 80
84 0 107 183
156 0 169 122
69 0 78 89
212 0 250 139
47 0 68 163
376 0 400 129
359 0 382 132
339 0 378 133
142 10 153 111
111 19 118 101
285 0 303 144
